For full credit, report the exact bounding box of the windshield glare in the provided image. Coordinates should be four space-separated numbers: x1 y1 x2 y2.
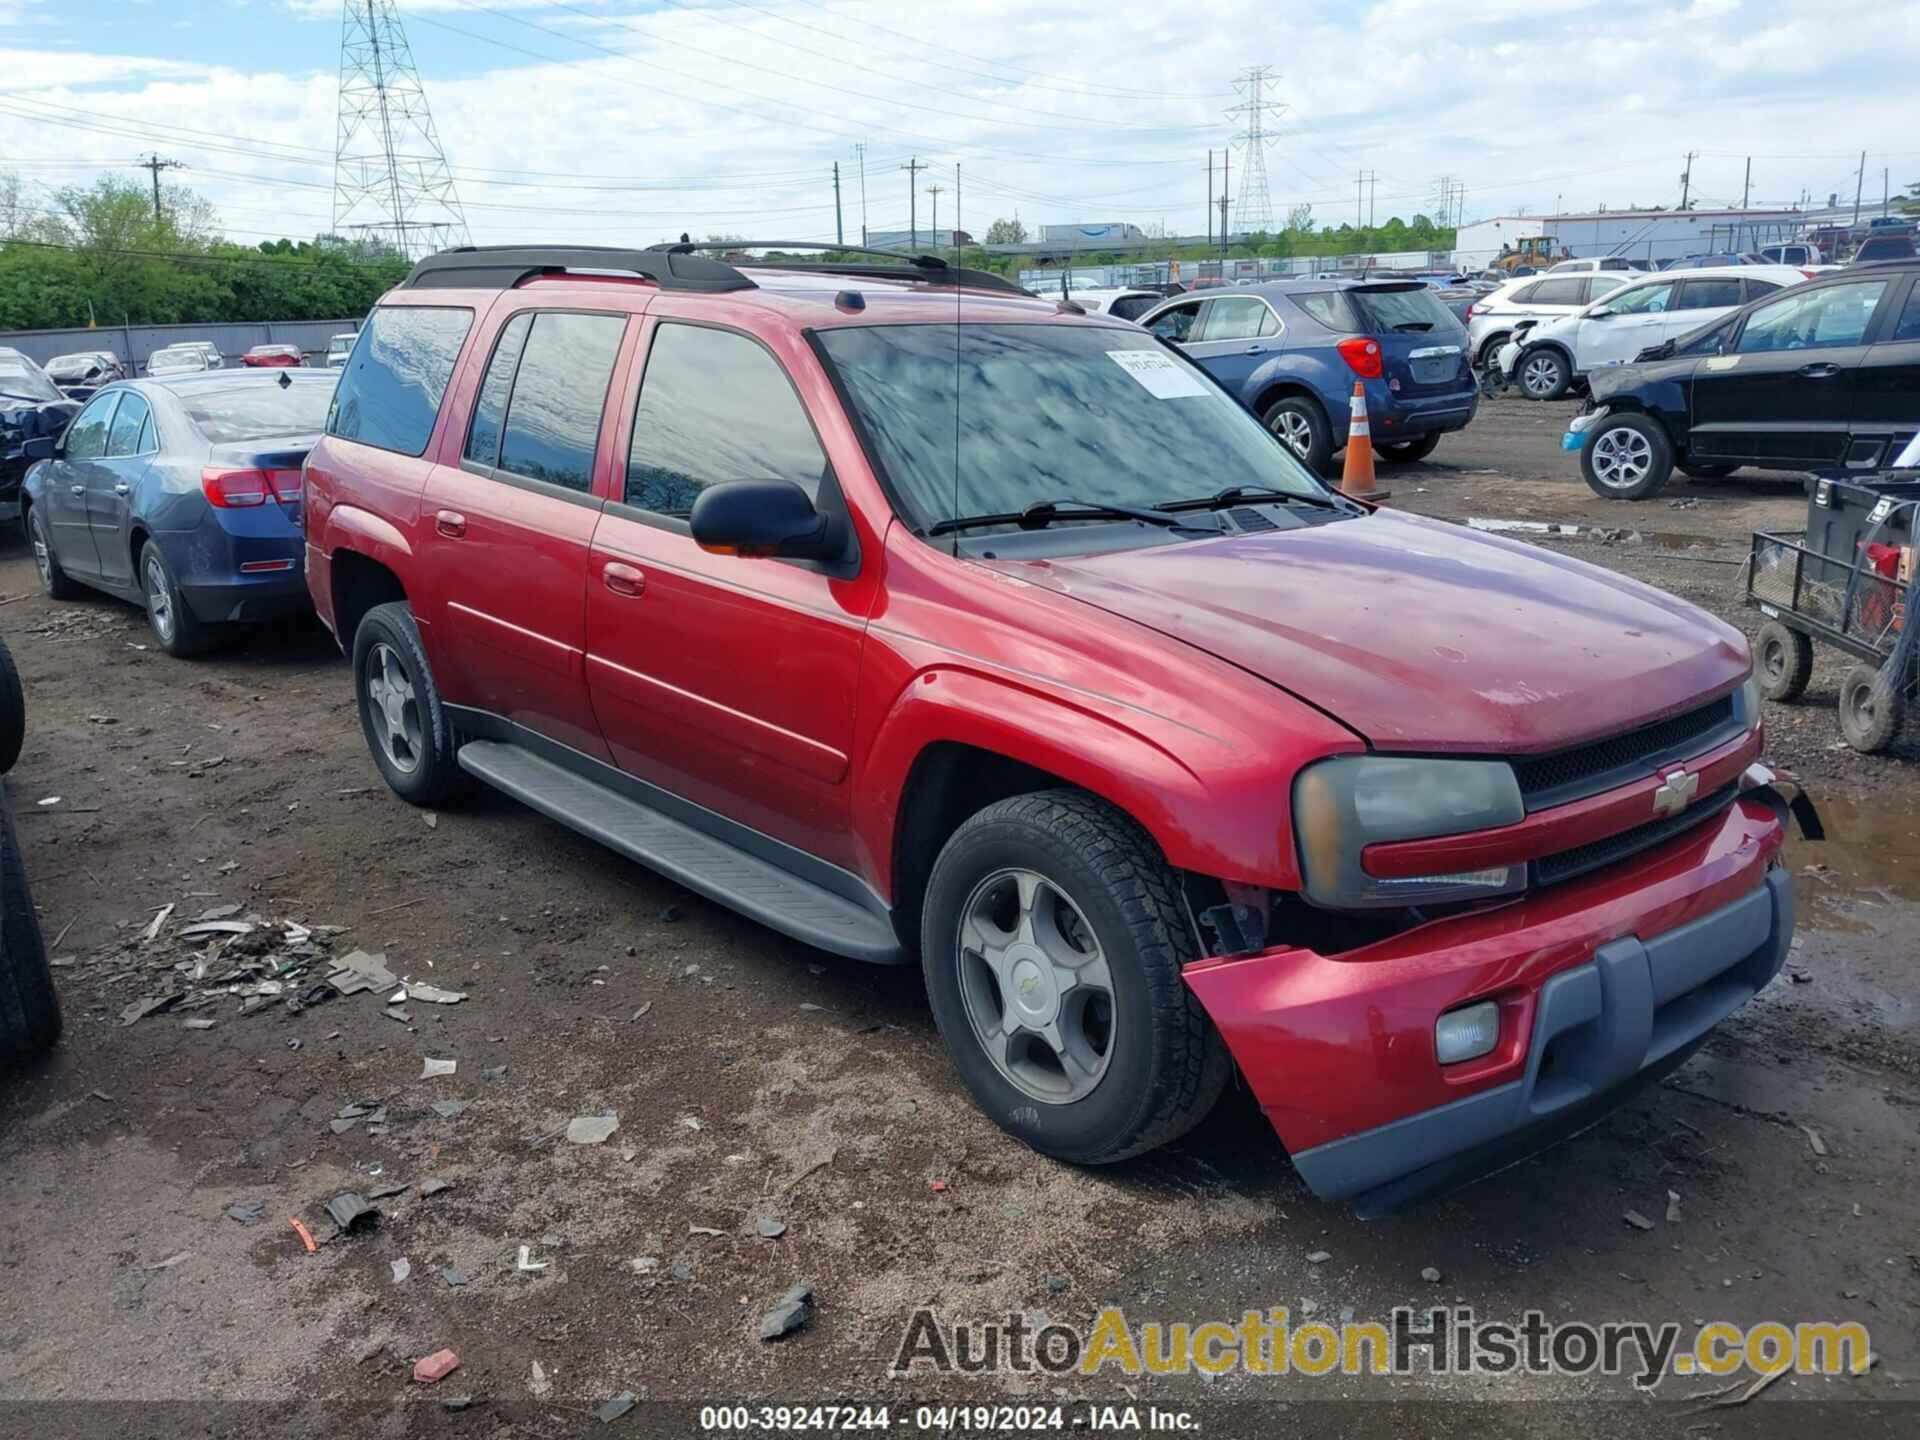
0 361 63 403
815 322 1329 531
182 380 337 443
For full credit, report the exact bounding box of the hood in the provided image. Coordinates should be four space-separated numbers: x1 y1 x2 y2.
995 509 1750 754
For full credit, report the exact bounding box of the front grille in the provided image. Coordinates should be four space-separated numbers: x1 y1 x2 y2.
1532 782 1739 888
1514 696 1737 808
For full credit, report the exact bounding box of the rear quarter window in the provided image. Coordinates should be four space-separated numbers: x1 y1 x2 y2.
327 305 474 457
1292 291 1360 330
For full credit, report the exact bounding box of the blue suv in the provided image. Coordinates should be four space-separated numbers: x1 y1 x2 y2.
1138 281 1479 469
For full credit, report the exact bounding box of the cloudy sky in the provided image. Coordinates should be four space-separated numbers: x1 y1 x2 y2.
2 0 1918 252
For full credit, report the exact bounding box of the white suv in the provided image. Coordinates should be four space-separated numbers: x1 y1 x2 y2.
1545 257 1648 275
1466 273 1633 369
1496 264 1808 400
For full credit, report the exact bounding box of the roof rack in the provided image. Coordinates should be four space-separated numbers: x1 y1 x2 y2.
401 245 755 294
649 240 1031 296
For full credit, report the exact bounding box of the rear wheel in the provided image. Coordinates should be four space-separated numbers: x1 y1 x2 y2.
1261 395 1334 473
1377 432 1443 464
140 543 216 658
1838 662 1905 754
1581 413 1673 501
921 790 1230 1165
27 507 81 600
1754 621 1813 703
353 601 465 805
1517 347 1570 401
0 790 60 1060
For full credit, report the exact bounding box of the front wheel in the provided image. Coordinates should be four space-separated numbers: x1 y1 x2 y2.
1581 413 1674 500
1516 347 1570 401
1377 432 1442 464
26 507 82 600
921 790 1230 1165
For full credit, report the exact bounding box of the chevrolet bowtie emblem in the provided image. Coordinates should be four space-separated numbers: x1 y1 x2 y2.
1652 769 1700 817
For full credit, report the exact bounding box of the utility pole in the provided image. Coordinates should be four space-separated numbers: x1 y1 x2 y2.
900 156 927 248
1368 171 1378 228
134 154 182 222
832 162 843 248
1219 149 1231 259
954 163 961 262
854 143 868 247
1206 150 1213 249
1884 167 1891 219
1679 151 1697 210
927 183 944 249
1852 149 1866 226
1742 156 1751 209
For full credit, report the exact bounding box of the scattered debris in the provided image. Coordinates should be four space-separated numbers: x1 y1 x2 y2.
758 1283 815 1341
1666 1190 1683 1224
141 903 175 944
529 1361 553 1399
930 1178 948 1193
422 1057 457 1079
630 1256 659 1275
37 795 60 807
420 1179 453 1198
596 1392 639 1424
119 993 180 1027
442 1265 468 1288
391 1258 412 1283
630 1001 653 1021
178 919 254 941
329 950 398 997
431 1099 469 1120
326 1193 379 1236
754 1216 788 1240
225 1200 266 1226
1307 1250 1332 1265
441 1396 474 1413
412 1349 461 1385
423 812 439 830
386 1006 413 1024
1420 1266 1442 1284
1466 517 1582 537
407 983 467 1005
194 903 243 921
289 1218 317 1253
182 1016 217 1031
1802 1126 1829 1157
1045 1274 1070 1295
1624 1209 1656 1231
517 1245 549 1272
689 1224 725 1238
143 1251 191 1271
567 1114 619 1145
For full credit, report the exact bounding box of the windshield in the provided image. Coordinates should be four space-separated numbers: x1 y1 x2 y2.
47 354 106 378
181 379 337 443
148 350 203 374
0 360 64 404
814 322 1330 532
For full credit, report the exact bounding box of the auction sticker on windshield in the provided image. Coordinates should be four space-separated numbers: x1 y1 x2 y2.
1107 349 1210 399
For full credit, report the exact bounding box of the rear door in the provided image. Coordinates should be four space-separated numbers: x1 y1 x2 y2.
582 315 871 865
47 392 118 579
419 306 630 761
1845 276 1920 469
1180 296 1281 393
88 389 153 586
1689 276 1895 467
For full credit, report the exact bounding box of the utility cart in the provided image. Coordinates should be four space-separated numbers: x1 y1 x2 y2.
1746 471 1920 753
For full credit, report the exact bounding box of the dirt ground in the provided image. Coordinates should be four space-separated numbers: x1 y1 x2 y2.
0 394 1914 1436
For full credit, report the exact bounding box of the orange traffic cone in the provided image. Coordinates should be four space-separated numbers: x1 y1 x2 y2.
1339 381 1389 503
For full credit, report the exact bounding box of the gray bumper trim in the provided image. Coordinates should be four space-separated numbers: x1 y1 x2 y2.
1293 868 1792 1213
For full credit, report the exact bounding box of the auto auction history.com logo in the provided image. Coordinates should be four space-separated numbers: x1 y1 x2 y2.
892 1306 1874 1390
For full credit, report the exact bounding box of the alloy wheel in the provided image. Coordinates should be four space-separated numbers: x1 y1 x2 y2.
1521 354 1561 397
1270 410 1313 458
1590 425 1654 491
956 868 1116 1105
144 553 174 643
365 641 425 775
30 518 52 589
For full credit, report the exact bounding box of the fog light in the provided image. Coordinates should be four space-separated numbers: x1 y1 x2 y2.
1435 1000 1500 1065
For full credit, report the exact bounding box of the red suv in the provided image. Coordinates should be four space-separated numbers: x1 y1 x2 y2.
304 244 1799 1214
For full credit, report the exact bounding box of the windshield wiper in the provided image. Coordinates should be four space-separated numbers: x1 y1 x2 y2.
1156 484 1349 513
1391 322 1435 332
928 495 1221 538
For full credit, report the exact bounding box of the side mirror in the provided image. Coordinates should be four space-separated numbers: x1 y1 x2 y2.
1588 306 1614 319
21 436 56 463
690 479 836 562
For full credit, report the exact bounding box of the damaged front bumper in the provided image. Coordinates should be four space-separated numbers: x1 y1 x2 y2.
1183 786 1796 1217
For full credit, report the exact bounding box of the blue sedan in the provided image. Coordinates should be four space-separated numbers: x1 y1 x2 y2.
20 370 337 657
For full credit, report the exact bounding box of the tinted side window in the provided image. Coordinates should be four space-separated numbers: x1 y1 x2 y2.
138 414 155 453
107 392 150 456
65 394 118 459
1147 301 1202 341
1200 297 1272 341
464 312 533 468
327 305 474 457
1531 279 1586 306
1108 294 1158 321
625 324 826 517
495 313 627 494
1676 279 1743 311
1508 282 1541 304
1737 280 1890 354
1743 279 1782 301
1892 286 1920 343
1605 281 1677 315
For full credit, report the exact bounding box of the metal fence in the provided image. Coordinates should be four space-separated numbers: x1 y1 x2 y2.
1018 250 1453 292
0 317 366 372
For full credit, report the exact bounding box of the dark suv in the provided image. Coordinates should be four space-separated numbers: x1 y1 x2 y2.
304 244 1796 1214
1138 280 1478 470
1571 260 1920 499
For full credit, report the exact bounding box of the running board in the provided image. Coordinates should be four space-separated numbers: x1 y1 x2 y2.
456 741 903 963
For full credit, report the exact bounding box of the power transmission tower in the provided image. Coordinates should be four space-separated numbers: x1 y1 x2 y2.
1433 174 1461 228
1225 65 1282 234
333 0 471 260
134 154 183 223
900 156 928 247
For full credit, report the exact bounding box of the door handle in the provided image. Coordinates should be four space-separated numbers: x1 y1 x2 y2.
69 484 84 496
1798 362 1841 378
1245 344 1266 355
113 482 129 495
435 509 467 538
602 561 645 598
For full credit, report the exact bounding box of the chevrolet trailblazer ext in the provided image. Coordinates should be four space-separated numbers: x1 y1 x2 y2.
305 244 1797 1215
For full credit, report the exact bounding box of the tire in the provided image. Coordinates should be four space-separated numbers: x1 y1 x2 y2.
1754 621 1813 703
1261 394 1334 473
920 789 1231 1165
1838 662 1905 754
0 788 61 1060
1516 346 1570 401
0 636 21 776
139 541 216 658
1377 432 1443 464
352 600 465 805
1580 413 1673 501
1679 462 1738 480
26 505 82 600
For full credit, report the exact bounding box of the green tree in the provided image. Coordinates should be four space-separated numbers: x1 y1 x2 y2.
985 216 1028 244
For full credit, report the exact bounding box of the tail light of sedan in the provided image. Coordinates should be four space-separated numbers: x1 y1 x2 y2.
202 467 303 507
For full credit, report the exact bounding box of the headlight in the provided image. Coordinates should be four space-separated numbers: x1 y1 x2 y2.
1294 756 1527 909
1737 672 1760 726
